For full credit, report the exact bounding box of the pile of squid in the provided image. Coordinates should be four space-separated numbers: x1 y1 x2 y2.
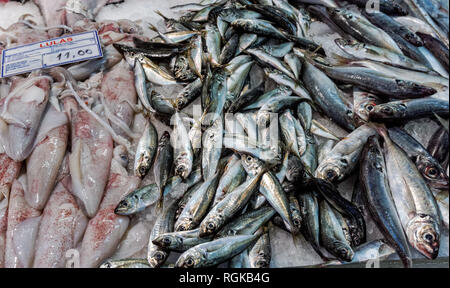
0 0 448 268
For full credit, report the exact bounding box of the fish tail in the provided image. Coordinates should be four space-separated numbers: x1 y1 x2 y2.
154 10 169 21
330 52 353 66
157 186 164 210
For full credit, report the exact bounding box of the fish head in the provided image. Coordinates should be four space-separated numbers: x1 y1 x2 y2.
328 8 353 22
152 234 182 249
354 95 380 125
241 154 264 176
114 195 139 216
407 214 440 260
257 111 271 128
286 156 304 183
251 251 271 268
135 154 151 178
331 240 354 262
175 217 194 232
315 159 345 183
175 155 192 180
148 250 169 268
369 103 406 121
175 96 188 110
334 38 362 50
416 156 449 190
175 248 205 268
199 214 224 237
159 131 171 145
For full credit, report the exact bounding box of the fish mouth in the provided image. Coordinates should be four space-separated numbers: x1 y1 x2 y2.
429 180 449 190
114 204 128 216
416 240 440 260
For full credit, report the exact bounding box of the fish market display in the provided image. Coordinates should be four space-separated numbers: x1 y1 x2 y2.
0 0 448 269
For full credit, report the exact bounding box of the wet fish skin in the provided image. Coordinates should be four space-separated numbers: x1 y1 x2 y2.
319 200 355 262
173 112 194 180
100 259 151 268
259 42 294 58
174 54 197 82
202 117 224 180
151 228 212 252
148 200 178 268
154 131 174 205
216 206 276 238
315 124 376 183
360 136 413 267
312 179 366 246
284 53 302 81
346 0 408 16
231 19 288 40
205 23 222 67
227 81 265 113
246 48 296 80
388 127 448 190
188 35 203 79
198 169 265 237
175 78 203 111
175 173 221 232
241 155 297 234
417 32 449 71
246 4 298 35
379 127 441 260
287 188 303 231
134 121 158 178
220 33 240 64
175 234 259 268
352 88 383 127
302 62 355 132
327 8 403 54
427 127 449 167
363 11 424 46
334 38 430 72
213 159 247 207
369 98 449 122
312 62 437 99
248 231 271 268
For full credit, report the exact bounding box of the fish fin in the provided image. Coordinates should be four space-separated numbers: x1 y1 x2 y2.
330 53 353 66
157 186 164 210
148 23 160 33
433 113 449 132
154 10 169 21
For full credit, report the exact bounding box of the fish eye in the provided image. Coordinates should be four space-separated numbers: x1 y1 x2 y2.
424 233 434 242
162 237 172 245
155 252 165 261
121 201 128 207
246 156 252 162
139 167 147 175
207 222 215 230
293 219 300 226
425 167 438 178
185 257 195 267
326 170 337 181
365 103 375 111
257 260 267 267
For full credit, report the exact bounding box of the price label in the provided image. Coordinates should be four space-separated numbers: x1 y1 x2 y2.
1 30 103 78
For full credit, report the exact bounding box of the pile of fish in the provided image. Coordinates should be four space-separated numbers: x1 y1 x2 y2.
0 0 448 268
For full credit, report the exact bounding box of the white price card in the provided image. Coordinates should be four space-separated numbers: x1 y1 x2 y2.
1 30 103 78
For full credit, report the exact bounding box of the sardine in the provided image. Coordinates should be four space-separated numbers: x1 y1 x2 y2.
360 136 413 267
